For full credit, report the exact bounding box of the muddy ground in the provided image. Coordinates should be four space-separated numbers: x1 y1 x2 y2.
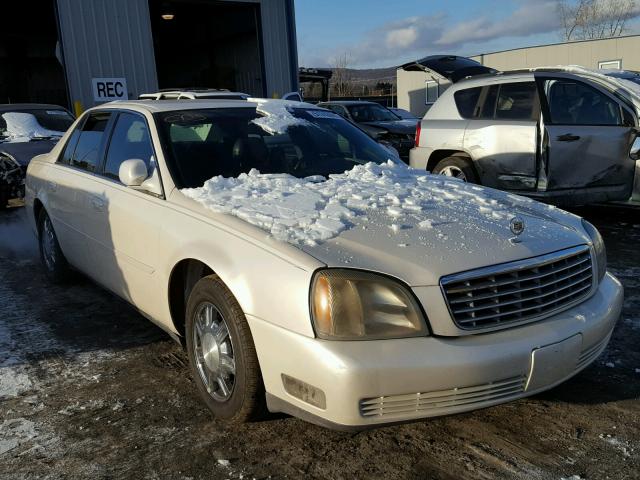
0 203 638 480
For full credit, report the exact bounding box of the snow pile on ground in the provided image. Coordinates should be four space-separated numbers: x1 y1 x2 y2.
1 112 64 143
182 161 540 246
248 98 313 134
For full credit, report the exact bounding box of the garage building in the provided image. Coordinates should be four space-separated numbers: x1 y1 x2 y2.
0 0 298 114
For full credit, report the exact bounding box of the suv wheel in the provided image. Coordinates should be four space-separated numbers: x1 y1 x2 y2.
186 274 266 422
433 156 478 183
38 210 72 283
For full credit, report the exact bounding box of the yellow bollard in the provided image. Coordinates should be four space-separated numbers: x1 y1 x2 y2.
73 101 84 117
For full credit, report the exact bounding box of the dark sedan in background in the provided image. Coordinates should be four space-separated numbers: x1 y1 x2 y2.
318 100 417 160
0 104 74 208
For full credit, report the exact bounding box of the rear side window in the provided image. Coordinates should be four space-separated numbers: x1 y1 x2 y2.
494 83 538 120
544 79 622 126
104 112 154 181
454 87 482 119
70 113 111 172
58 130 81 165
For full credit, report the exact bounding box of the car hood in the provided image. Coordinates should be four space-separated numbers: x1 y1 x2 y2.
178 163 590 287
298 184 589 286
0 139 59 166
361 120 416 135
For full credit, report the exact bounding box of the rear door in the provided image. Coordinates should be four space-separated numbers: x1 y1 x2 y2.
539 77 637 199
462 81 540 191
44 112 112 271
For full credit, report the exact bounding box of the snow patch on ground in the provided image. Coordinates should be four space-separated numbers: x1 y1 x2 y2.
0 418 37 455
182 161 540 246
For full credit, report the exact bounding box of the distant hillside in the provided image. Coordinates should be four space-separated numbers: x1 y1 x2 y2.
346 67 397 85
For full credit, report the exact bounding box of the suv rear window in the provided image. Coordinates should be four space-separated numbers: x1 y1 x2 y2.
454 87 482 119
494 83 538 120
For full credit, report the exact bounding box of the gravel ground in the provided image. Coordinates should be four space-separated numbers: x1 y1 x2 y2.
0 203 638 480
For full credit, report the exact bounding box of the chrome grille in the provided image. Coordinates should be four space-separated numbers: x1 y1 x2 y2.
441 246 594 330
360 376 525 418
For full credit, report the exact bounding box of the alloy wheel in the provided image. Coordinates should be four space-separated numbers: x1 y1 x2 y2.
439 165 467 181
192 302 236 402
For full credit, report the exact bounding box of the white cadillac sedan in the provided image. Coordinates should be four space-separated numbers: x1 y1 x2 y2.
25 99 623 430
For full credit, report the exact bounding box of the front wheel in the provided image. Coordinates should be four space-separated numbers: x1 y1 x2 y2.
432 156 478 183
185 274 266 423
38 210 72 283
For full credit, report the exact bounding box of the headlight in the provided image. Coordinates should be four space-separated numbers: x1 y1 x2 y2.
310 269 428 340
582 219 606 283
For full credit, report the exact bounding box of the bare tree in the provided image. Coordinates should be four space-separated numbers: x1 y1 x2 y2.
557 0 638 41
331 52 355 98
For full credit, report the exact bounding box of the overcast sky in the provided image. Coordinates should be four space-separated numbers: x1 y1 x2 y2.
294 0 640 69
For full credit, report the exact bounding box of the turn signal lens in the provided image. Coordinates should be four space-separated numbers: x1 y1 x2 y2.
582 219 607 283
310 269 428 340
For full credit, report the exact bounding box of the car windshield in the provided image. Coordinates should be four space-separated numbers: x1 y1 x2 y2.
155 107 396 189
347 104 400 122
0 108 74 139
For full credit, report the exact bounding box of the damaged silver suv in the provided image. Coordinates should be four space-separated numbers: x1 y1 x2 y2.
410 67 640 206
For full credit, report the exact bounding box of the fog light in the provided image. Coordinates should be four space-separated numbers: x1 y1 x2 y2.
281 374 326 409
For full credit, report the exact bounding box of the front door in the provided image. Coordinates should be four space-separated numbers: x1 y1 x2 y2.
80 111 164 320
540 77 637 200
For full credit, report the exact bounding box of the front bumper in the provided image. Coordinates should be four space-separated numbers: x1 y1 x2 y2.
249 272 623 429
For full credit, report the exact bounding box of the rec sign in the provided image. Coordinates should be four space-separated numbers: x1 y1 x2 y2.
92 78 129 102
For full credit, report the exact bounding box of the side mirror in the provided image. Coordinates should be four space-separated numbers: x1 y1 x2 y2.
119 159 148 186
631 135 640 161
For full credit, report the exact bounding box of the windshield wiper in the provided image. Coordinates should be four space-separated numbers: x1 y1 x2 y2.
30 135 61 141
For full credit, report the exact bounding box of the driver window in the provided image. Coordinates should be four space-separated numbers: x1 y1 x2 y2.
545 79 622 126
104 112 154 181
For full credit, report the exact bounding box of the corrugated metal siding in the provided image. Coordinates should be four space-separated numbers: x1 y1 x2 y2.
57 0 297 107
56 0 158 110
470 35 640 72
257 0 298 97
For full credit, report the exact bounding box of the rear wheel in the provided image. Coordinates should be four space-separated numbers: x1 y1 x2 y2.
185 274 266 423
432 156 478 183
38 210 71 283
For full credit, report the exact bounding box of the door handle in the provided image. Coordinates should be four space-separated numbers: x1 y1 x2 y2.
47 181 58 192
90 196 105 211
557 134 581 142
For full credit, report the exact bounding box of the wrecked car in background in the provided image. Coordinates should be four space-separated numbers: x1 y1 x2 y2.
0 104 74 208
25 98 622 430
318 100 417 161
411 67 640 206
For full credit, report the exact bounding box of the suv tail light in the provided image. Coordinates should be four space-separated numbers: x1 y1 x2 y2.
415 121 422 147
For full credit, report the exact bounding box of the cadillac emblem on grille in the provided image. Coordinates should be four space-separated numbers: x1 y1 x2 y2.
509 216 525 243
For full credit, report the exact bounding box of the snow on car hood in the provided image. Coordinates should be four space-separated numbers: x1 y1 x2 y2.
1 112 64 143
181 162 589 285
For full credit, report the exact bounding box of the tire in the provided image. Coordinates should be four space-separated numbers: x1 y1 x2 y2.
37 209 72 283
185 274 266 423
432 156 479 183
